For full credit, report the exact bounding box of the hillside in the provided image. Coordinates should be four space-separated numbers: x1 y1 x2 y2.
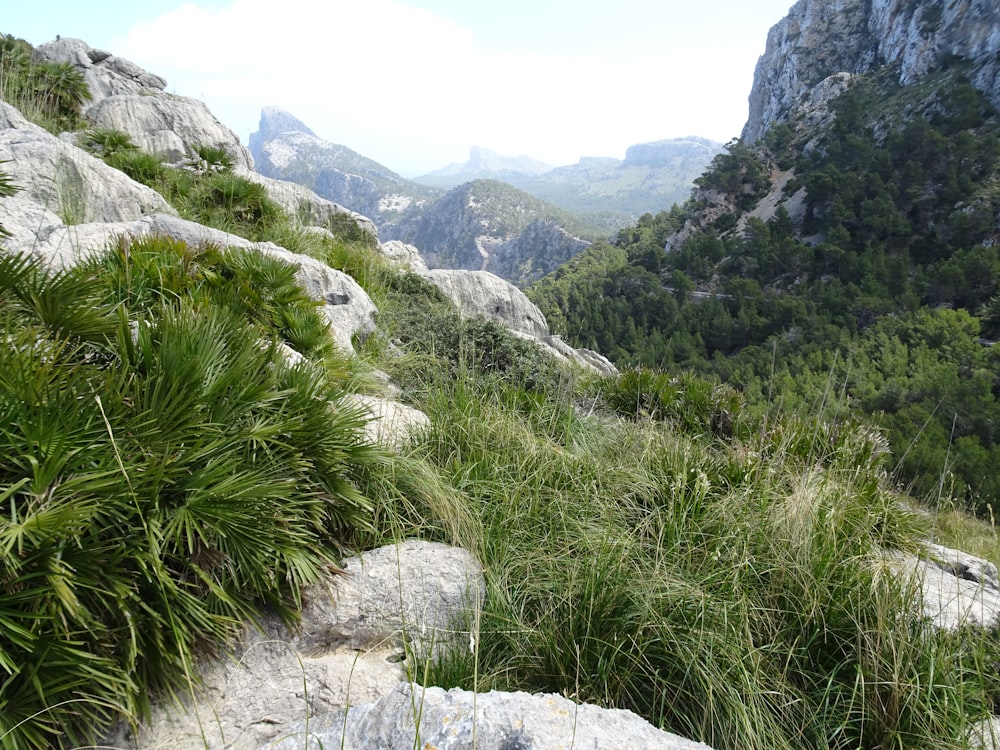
5 14 1000 750
528 0 1000 512
249 106 439 223
250 108 598 285
380 178 594 285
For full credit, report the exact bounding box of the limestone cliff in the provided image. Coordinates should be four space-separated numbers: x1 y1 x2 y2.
744 0 1000 142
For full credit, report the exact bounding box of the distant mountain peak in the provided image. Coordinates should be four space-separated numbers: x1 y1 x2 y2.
415 147 553 188
255 106 317 140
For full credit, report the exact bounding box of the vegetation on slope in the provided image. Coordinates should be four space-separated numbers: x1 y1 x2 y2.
4 36 1000 750
528 66 1000 514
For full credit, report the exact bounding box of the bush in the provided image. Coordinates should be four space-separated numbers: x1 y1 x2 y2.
0 244 378 748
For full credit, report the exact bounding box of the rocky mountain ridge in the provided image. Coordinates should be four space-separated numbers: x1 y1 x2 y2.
744 0 1000 141
249 108 720 284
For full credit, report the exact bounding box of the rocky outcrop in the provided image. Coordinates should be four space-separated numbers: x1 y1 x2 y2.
385 179 592 285
346 394 431 450
37 38 254 170
489 218 591 286
238 168 379 240
420 269 550 340
377 239 428 273
105 540 485 750
35 37 168 103
85 93 254 170
0 101 173 226
268 682 715 750
897 542 1000 631
743 0 1000 142
418 269 617 375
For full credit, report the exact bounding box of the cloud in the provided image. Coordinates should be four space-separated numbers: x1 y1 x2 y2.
117 0 755 174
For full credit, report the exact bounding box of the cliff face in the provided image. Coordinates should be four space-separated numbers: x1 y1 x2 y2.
743 0 1000 141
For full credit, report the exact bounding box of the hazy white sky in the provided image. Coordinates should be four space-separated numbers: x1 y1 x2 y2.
6 0 794 176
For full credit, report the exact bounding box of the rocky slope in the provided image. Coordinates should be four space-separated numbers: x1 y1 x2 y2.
414 138 723 227
744 0 1000 142
250 109 596 285
381 178 592 286
249 106 437 224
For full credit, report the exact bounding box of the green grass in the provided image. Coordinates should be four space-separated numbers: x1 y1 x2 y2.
394 367 998 750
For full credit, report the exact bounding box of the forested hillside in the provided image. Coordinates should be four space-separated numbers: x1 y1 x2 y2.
528 67 1000 511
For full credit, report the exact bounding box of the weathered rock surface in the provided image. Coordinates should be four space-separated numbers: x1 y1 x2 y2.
0 101 173 224
377 239 429 273
419 268 617 375
346 394 431 450
237 168 379 240
37 38 254 170
744 0 1000 142
105 540 485 750
36 37 168 103
420 268 550 340
85 94 254 170
898 543 1000 631
266 682 715 750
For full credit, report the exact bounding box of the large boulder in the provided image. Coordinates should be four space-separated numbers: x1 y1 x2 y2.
86 94 254 170
237 168 378 241
0 101 173 225
345 394 431 450
106 540 485 750
37 37 254 170
35 37 168 102
266 682 715 750
420 268 550 340
418 268 617 375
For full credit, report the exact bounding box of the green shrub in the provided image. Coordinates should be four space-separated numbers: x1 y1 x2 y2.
0 245 379 748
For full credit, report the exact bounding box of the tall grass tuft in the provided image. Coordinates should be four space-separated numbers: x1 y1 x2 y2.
404 357 993 750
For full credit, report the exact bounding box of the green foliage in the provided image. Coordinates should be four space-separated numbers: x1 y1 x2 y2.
78 128 138 159
0 243 378 748
694 140 771 209
0 35 90 132
406 373 989 750
599 367 745 438
529 65 1000 515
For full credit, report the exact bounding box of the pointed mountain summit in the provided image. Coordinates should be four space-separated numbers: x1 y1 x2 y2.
249 107 439 223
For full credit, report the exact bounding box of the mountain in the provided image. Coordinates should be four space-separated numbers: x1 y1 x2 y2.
250 109 597 285
527 0 1000 511
6 24 1000 750
505 137 724 227
249 106 440 223
415 138 724 229
414 146 553 188
380 179 592 286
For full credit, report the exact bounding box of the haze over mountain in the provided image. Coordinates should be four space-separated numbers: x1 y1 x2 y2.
249 107 722 285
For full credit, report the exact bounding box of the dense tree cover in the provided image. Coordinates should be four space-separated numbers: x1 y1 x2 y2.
528 68 1000 513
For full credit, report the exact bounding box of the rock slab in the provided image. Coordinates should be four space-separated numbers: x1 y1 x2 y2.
265 682 715 750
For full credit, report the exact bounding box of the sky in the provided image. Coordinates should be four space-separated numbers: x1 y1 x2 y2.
5 0 794 176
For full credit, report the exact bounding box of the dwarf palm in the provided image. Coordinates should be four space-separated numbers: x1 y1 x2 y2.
0 241 379 748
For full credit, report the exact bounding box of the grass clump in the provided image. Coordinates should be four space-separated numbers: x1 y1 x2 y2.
400 362 996 750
